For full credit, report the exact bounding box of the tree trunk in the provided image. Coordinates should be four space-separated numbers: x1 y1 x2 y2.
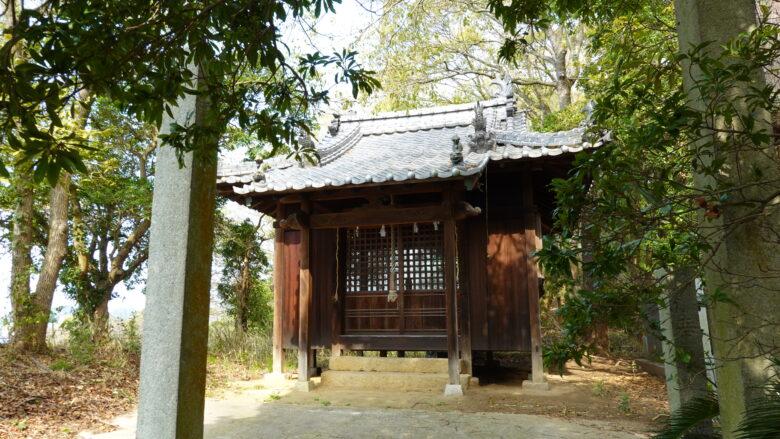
235 251 251 332
676 1 780 435
10 173 35 351
26 173 71 352
92 287 112 341
658 267 714 435
553 48 573 110
581 211 610 356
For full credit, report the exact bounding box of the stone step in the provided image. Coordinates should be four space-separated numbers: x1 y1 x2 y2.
328 356 466 374
320 370 471 392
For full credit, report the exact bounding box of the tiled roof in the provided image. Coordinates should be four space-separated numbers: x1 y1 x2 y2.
217 96 599 196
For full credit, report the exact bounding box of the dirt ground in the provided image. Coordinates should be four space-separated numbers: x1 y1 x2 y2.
274 356 668 435
0 348 139 439
83 355 665 439
1 349 668 438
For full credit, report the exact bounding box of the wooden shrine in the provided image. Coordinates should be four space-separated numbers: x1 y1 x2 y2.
217 82 598 392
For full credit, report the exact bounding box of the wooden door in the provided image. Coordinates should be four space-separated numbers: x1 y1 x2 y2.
343 223 446 334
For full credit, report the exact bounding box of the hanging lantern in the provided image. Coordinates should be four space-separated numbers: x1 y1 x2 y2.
413 222 419 234
355 226 359 237
380 225 386 237
433 221 439 231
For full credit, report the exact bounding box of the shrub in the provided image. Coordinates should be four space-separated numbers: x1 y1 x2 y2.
208 318 273 369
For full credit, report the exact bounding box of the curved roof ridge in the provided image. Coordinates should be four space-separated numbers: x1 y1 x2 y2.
339 98 518 123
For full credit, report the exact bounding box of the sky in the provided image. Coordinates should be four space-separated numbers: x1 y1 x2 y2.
0 1 380 339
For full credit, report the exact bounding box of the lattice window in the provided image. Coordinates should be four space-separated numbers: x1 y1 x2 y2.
344 224 444 293
343 223 446 333
401 223 444 291
345 227 391 293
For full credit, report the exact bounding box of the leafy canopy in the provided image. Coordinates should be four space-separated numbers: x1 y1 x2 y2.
0 0 379 182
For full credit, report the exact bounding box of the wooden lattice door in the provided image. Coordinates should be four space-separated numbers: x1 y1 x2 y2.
343 223 446 334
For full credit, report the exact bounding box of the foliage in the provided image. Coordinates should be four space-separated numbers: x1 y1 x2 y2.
734 357 780 439
60 317 100 365
59 98 154 325
214 212 272 332
530 99 586 132
0 0 379 181
492 0 780 369
652 394 720 439
359 0 589 117
207 319 274 370
653 357 780 438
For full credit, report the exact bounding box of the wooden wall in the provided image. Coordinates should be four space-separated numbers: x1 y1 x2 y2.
277 167 550 353
281 228 337 349
462 215 534 352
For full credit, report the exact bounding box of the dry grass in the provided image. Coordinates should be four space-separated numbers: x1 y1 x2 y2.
0 344 139 438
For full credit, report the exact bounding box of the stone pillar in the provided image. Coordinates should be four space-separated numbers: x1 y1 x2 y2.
136 73 218 438
642 302 663 359
658 268 714 435
676 2 780 435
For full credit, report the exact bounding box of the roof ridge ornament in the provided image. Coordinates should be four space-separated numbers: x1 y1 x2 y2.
468 102 496 153
489 73 515 100
450 135 463 165
298 132 315 150
328 113 341 136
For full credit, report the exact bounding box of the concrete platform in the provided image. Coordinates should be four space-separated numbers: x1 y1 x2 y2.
321 370 471 392
329 356 466 374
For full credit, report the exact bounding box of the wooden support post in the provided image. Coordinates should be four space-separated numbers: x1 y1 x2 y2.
309 348 317 377
379 350 388 357
296 199 313 392
521 172 548 390
271 203 285 376
397 350 405 358
443 188 462 396
457 213 473 377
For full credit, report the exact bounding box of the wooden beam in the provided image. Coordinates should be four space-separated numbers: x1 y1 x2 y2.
297 199 313 390
279 211 308 229
277 202 481 230
278 181 458 204
272 203 285 375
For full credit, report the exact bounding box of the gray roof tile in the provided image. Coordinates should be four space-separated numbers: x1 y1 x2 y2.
218 97 594 196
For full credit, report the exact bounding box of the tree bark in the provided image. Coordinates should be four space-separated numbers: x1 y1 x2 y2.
676 1 780 435
26 173 71 352
553 48 573 110
658 267 714 436
10 173 35 350
581 211 610 356
235 250 251 332
89 218 151 338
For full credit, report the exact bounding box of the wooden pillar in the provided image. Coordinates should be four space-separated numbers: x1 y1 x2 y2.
296 199 313 391
397 350 405 358
271 203 285 376
443 188 462 395
521 171 548 390
457 218 473 376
